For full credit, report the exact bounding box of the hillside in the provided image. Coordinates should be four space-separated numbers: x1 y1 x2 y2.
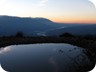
0 16 61 36
45 24 96 36
0 16 95 37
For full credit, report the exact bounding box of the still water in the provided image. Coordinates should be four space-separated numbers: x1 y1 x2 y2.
0 43 93 72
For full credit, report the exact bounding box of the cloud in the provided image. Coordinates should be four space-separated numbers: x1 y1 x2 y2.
37 0 49 7
31 0 49 10
0 0 7 4
89 0 96 7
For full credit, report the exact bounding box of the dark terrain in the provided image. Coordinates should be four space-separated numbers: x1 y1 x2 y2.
0 34 96 62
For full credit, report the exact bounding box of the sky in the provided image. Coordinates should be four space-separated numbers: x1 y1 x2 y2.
0 0 96 23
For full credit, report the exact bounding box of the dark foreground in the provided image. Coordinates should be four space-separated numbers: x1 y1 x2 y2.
0 35 96 72
0 36 96 61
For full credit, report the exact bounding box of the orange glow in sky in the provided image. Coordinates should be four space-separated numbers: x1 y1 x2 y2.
51 17 96 23
0 0 96 23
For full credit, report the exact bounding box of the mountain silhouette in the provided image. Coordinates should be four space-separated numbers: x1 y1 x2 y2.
45 24 96 36
0 15 95 36
0 16 64 36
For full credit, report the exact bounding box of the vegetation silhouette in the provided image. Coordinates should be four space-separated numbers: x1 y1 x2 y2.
0 32 96 72
15 32 24 37
60 33 74 37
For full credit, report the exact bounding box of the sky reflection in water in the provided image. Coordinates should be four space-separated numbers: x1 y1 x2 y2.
0 43 93 72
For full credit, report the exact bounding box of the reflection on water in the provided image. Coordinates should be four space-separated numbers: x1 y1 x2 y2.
0 43 94 72
0 46 12 54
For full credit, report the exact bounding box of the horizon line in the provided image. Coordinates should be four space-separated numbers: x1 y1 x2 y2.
0 15 96 24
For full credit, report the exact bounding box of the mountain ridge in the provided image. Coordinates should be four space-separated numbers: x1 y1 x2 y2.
0 15 96 36
45 24 96 36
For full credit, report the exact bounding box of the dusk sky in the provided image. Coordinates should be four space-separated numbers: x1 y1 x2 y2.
0 0 96 23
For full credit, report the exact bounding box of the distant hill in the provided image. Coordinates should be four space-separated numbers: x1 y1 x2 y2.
0 15 95 36
45 24 96 36
0 16 64 36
